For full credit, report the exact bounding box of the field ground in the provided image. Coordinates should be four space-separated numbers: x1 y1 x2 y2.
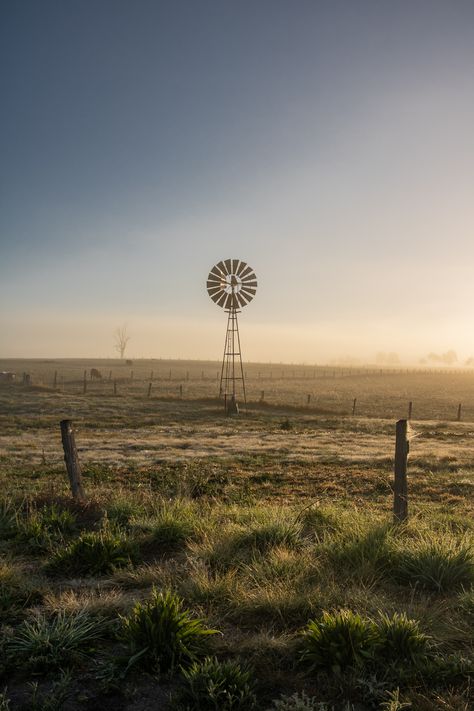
0 359 473 710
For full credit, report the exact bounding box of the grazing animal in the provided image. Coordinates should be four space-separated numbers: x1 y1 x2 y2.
90 368 102 380
125 359 133 366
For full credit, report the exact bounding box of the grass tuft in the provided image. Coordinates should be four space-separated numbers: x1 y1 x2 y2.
176 656 257 710
6 610 107 673
120 587 219 674
46 527 139 576
300 609 378 673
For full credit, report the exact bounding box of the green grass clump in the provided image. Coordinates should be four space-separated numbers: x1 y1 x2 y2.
46 528 139 576
376 612 430 667
150 501 197 549
300 610 378 673
266 692 322 710
0 561 42 619
15 504 77 552
106 500 142 528
391 538 474 592
120 587 219 674
325 523 394 582
0 499 19 539
6 610 106 673
176 656 257 710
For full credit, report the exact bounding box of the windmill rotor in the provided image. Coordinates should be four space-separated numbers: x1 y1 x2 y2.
206 259 257 310
206 259 257 414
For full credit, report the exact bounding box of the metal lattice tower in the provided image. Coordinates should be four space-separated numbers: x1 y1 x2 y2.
206 259 257 414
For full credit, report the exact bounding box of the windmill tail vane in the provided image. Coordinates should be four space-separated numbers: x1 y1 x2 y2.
206 259 257 414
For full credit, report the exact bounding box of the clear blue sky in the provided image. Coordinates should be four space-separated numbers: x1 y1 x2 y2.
1 1 474 362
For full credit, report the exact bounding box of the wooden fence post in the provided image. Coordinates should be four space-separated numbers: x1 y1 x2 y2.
307 394 311 405
457 403 462 421
179 384 183 398
147 382 152 398
408 401 413 420
352 398 357 416
260 390 265 402
60 420 86 501
114 380 117 395
394 419 409 523
53 371 57 388
83 370 87 394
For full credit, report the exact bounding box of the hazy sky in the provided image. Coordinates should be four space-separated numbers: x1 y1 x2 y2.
1 1 474 362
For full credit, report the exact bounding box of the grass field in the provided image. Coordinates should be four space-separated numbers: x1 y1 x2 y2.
0 359 473 710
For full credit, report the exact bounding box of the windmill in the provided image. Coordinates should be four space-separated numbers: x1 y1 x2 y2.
206 259 257 414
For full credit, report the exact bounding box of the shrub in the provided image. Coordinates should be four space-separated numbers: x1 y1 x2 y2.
6 610 106 673
176 656 257 710
300 610 378 673
46 528 139 576
120 588 219 674
391 539 474 592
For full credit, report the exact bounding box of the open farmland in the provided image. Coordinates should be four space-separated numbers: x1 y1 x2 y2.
0 359 473 710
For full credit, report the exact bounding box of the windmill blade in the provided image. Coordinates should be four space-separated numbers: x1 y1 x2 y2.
240 290 255 303
236 292 248 308
236 260 248 276
241 271 256 282
207 279 223 290
223 293 235 309
241 280 257 289
210 289 225 303
215 260 228 276
207 285 223 299
239 265 253 279
209 265 225 280
231 258 241 275
240 286 256 297
216 291 228 307
224 258 233 274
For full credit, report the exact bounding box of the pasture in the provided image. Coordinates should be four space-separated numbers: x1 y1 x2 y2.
0 359 473 710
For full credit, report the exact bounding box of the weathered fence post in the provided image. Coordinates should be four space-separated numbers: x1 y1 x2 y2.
307 394 311 405
83 370 87 394
394 419 409 523
457 403 462 421
147 382 152 398
260 390 265 402
53 371 58 388
60 420 86 501
408 401 413 420
352 398 357 416
179 384 183 398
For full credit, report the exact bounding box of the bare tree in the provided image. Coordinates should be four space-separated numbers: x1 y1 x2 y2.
114 324 130 360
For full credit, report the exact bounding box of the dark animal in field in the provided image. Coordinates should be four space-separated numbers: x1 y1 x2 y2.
125 359 133 365
0 371 16 381
90 368 102 380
